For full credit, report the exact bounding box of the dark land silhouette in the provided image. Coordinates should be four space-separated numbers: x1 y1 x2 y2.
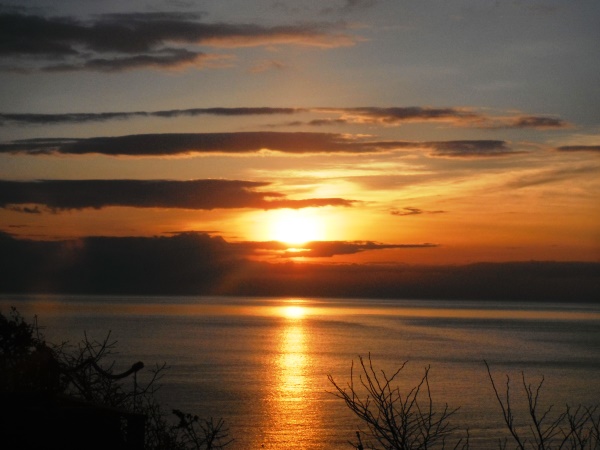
1 231 599 302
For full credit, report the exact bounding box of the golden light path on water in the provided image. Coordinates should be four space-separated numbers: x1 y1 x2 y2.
261 300 323 449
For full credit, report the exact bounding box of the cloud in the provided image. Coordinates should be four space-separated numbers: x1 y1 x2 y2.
426 140 519 158
505 165 600 189
0 109 302 126
0 11 358 72
0 105 567 131
248 59 287 73
321 106 485 126
6 205 42 214
44 48 218 72
504 116 569 129
230 239 437 258
322 0 379 14
1 231 598 301
308 108 568 129
0 132 401 156
286 241 438 257
556 145 600 153
0 107 304 126
391 207 447 216
0 179 354 211
0 132 385 156
343 0 379 10
0 132 516 158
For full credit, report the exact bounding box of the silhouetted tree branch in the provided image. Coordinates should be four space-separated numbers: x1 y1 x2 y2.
328 354 469 450
485 360 600 450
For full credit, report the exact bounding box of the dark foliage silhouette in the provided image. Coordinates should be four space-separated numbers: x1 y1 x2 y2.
0 308 231 450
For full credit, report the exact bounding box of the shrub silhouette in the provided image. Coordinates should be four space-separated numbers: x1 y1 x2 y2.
0 307 232 450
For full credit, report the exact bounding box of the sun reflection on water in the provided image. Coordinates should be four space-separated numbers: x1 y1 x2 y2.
260 301 322 448
278 324 307 398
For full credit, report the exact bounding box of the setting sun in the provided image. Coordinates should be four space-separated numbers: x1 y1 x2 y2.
282 305 306 319
268 209 325 245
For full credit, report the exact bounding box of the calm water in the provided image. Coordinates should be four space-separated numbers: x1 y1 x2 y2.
2 295 600 449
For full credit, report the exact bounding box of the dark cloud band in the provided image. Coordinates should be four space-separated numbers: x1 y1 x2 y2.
0 108 304 126
0 105 566 130
0 11 356 72
0 132 382 155
556 145 600 153
0 179 354 211
427 140 517 157
0 132 513 158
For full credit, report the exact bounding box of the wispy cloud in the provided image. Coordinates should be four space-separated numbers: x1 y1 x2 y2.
391 207 447 216
501 116 569 129
0 132 517 158
0 108 304 126
504 164 600 189
0 11 358 72
306 108 569 130
322 0 379 14
232 239 437 258
248 59 287 73
286 240 437 257
0 105 568 131
0 179 354 211
317 106 485 126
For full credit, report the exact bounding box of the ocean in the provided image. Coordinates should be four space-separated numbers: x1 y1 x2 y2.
1 295 599 449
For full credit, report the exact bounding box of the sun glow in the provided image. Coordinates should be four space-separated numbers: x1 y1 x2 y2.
268 209 325 245
282 305 306 319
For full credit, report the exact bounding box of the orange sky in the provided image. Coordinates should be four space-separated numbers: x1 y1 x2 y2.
0 1 599 270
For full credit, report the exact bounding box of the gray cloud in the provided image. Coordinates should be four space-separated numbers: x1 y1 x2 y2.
309 108 568 129
556 145 600 153
44 48 212 72
0 108 303 126
0 179 354 211
0 132 393 156
0 105 567 131
426 140 518 158
321 0 379 15
0 133 517 158
326 106 484 125
506 116 569 129
0 11 357 72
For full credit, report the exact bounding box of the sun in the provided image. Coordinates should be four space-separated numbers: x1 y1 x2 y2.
282 305 306 319
269 209 325 245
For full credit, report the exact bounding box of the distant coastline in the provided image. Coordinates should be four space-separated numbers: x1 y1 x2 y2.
1 232 598 302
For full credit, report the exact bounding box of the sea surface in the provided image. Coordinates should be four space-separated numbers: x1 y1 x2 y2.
2 295 600 449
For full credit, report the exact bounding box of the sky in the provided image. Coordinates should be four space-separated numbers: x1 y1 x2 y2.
0 0 599 299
